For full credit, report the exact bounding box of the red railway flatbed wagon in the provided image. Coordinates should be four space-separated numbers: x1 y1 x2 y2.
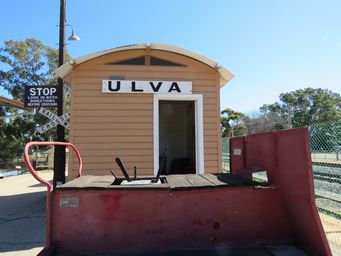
24 128 332 255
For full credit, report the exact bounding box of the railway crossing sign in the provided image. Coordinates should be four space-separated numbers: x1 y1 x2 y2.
36 108 70 134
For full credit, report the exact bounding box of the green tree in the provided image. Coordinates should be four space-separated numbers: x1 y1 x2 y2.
243 111 287 134
0 38 70 99
261 88 341 128
221 108 246 137
0 38 71 165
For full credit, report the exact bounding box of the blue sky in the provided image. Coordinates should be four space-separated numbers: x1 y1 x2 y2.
1 0 340 113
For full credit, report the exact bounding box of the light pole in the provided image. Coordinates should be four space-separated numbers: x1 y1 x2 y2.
53 0 80 187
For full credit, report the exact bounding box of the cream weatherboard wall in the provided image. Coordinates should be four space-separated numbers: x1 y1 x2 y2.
66 49 223 178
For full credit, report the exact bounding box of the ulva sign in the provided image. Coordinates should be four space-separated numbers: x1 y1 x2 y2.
102 80 192 94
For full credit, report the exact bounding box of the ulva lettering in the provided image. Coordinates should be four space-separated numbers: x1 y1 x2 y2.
107 81 182 93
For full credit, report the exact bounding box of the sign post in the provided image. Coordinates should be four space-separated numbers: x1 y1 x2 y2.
54 0 67 187
24 82 69 186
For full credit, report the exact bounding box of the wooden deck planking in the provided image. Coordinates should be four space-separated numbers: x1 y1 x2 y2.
61 175 114 188
166 175 193 189
59 173 264 190
184 174 216 187
202 173 259 186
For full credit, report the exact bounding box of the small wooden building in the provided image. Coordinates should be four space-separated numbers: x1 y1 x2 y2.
55 43 234 179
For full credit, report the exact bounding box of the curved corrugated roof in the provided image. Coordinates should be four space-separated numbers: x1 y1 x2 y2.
54 43 234 87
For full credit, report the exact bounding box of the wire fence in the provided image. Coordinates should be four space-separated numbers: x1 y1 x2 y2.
221 137 230 172
221 121 341 252
310 121 341 221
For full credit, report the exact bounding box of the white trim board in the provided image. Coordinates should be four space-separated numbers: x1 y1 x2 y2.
153 94 204 175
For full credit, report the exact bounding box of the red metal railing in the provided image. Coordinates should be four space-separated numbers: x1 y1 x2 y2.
24 141 83 191
24 141 83 247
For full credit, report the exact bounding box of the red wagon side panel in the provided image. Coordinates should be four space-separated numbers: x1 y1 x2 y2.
27 128 331 255
230 128 332 256
51 187 292 255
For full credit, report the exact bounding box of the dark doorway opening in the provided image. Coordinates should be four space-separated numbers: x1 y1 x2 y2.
159 101 196 175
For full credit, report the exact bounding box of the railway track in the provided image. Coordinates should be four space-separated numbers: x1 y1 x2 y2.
313 165 341 219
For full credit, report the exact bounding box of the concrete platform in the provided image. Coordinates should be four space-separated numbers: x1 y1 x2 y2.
0 171 53 256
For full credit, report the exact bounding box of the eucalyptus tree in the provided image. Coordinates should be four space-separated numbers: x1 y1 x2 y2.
0 38 71 165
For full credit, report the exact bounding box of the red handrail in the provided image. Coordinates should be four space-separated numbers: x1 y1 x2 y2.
24 141 83 191
24 141 82 247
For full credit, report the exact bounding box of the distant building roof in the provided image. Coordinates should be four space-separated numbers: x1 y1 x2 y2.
0 96 25 110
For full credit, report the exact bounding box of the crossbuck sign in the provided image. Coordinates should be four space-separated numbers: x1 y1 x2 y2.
36 108 70 134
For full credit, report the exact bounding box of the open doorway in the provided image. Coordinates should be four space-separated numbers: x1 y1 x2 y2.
159 101 195 175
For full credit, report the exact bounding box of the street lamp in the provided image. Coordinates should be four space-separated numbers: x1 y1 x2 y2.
67 24 81 41
53 0 79 187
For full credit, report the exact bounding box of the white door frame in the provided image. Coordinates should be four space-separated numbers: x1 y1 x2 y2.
153 94 204 175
